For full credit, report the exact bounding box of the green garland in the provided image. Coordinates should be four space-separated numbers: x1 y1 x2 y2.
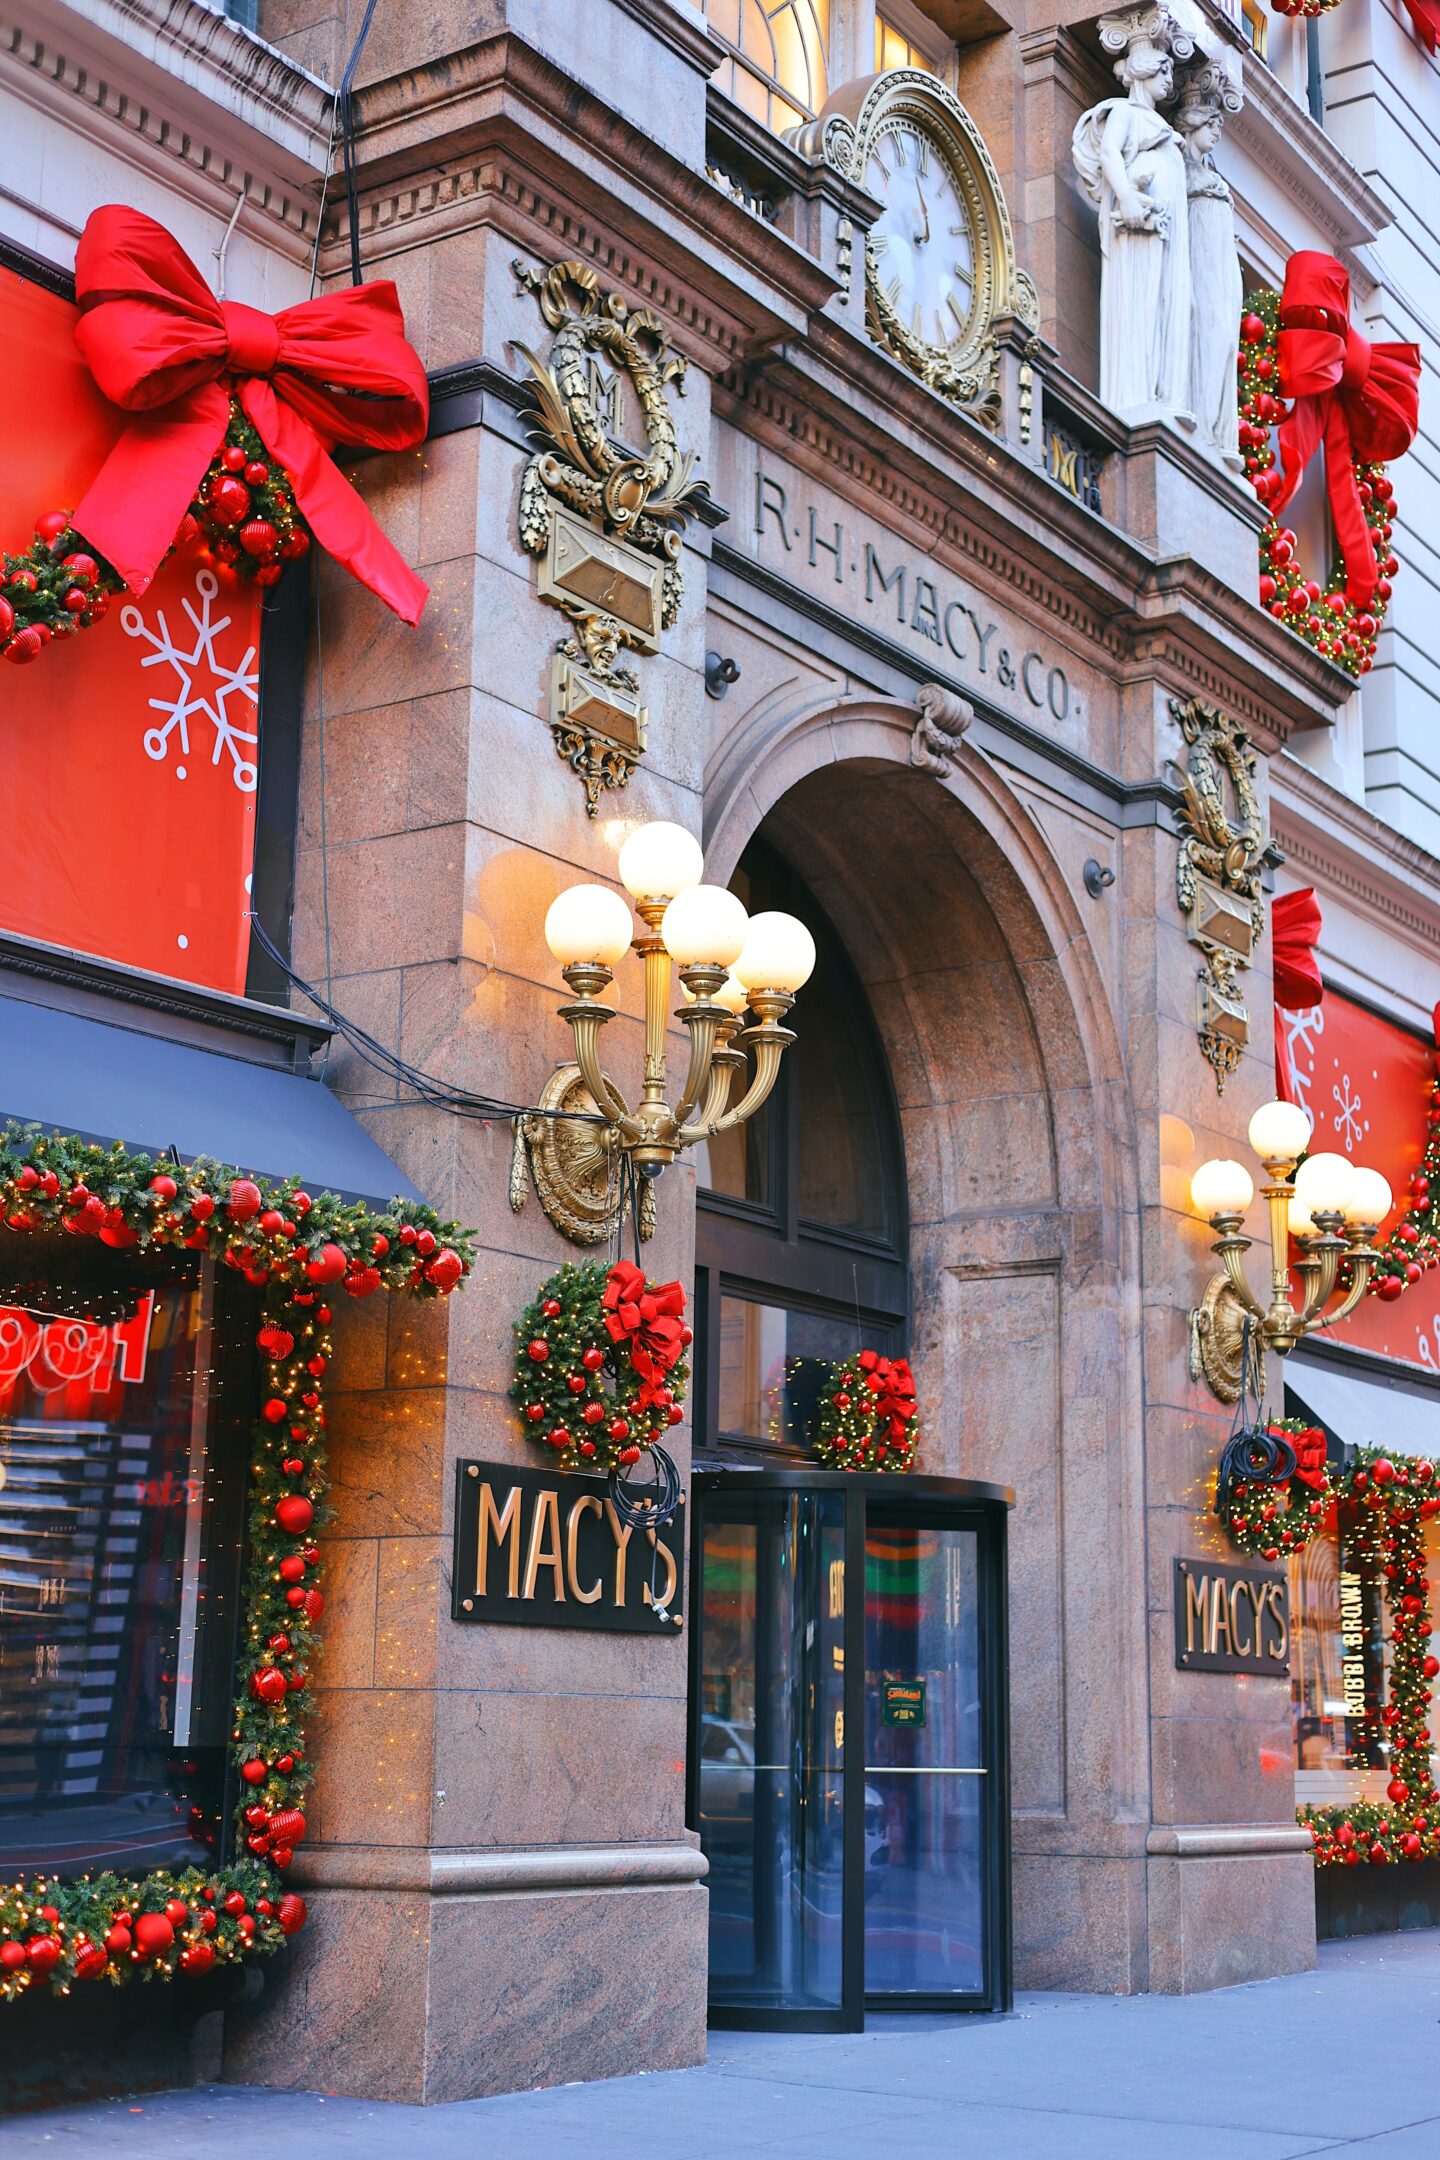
2 400 308 669
1239 289 1396 680
0 1125 475 1999
1216 1422 1440 1867
510 1261 690 1476
813 1351 919 1473
1367 1062 1440 1301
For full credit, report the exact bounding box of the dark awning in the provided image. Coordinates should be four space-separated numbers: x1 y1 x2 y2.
0 993 421 1207
1286 1353 1440 1461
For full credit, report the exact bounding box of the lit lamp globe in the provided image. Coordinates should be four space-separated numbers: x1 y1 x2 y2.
1344 1167 1393 1232
544 884 635 970
1292 1150 1357 1221
618 821 704 901
1190 1159 1254 1221
734 912 817 996
661 885 750 969
680 974 749 1015
1287 1192 1317 1239
1247 1098 1312 1167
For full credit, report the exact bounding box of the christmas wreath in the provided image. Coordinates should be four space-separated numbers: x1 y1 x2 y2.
1239 290 1396 679
814 1350 919 1473
511 1259 691 1474
2 403 309 667
1214 1417 1330 1559
0 1125 475 2000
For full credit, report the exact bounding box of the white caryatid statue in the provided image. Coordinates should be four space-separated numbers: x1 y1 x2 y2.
1174 61 1244 467
1073 10 1194 425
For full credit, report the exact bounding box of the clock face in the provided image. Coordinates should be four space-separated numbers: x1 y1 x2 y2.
865 121 977 357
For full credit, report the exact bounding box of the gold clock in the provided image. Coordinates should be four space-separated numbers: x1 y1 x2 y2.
794 70 1037 415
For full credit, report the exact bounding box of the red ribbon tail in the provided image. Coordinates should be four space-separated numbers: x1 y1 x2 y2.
1324 402 1377 607
1273 395 1326 517
244 383 429 625
1274 1003 1297 1104
70 383 230 594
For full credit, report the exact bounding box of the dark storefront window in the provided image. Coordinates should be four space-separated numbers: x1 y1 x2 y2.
695 841 907 1460
0 1252 251 1876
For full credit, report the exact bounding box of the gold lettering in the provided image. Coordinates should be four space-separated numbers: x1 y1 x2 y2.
643 1526 678 1612
1184 1572 1209 1655
522 1488 566 1601
604 1499 634 1604
566 1494 603 1604
1263 1582 1288 1661
1228 1580 1253 1657
475 1482 522 1599
1209 1577 1233 1656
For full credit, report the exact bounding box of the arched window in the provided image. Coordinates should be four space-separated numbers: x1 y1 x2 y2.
694 838 907 1461
702 0 831 132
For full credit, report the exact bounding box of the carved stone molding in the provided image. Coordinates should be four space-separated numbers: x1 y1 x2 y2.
513 257 709 812
1168 694 1278 1092
909 683 974 774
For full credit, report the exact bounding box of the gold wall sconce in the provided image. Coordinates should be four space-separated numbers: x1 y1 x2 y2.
511 821 814 1244
1189 1097 1392 1402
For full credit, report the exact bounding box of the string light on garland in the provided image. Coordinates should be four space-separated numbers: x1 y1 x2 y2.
1215 1428 1440 1866
814 1350 919 1473
1366 1054 1440 1301
0 1125 475 1999
1238 291 1396 679
511 1260 691 1474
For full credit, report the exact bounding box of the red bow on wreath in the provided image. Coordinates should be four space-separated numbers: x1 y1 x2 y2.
875 1356 917 1445
1272 888 1323 1106
1275 1423 1328 1492
1273 253 1420 608
603 1261 687 1409
68 205 430 622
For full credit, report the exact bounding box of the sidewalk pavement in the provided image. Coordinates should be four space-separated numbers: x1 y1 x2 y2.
8 1930 1440 2159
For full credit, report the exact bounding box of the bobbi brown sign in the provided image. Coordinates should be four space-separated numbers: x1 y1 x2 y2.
1174 1557 1289 1676
451 1460 684 1634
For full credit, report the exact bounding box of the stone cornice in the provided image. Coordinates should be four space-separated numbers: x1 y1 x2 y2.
332 32 839 367
610 0 721 78
1 0 331 256
720 333 1352 750
1229 45 1392 251
1271 753 1440 952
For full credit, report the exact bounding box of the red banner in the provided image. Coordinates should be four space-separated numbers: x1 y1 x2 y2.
0 268 260 994
1281 988 1440 1369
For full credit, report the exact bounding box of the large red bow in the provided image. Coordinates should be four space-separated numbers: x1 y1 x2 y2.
1273 252 1420 609
1272 888 1323 1106
603 1261 687 1411
875 1356 917 1448
69 205 430 623
1403 0 1440 52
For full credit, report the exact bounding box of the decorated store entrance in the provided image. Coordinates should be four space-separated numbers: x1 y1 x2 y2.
688 1467 1012 2030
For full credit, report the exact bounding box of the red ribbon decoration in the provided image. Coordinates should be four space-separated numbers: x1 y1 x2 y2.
1273 252 1420 608
1272 888 1323 1106
603 1261 687 1411
874 1356 917 1448
1403 0 1440 52
1290 1426 1329 1493
68 205 430 623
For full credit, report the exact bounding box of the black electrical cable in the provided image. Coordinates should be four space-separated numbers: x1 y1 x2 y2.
607 1442 683 1624
1214 1318 1296 1513
337 0 382 288
247 918 607 1128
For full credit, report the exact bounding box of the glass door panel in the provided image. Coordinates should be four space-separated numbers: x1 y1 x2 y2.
863 1522 986 1998
695 1490 848 2019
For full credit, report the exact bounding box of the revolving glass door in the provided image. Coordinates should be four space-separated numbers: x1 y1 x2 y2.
689 1469 1011 2030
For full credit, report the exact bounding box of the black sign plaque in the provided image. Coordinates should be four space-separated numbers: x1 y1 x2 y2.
1174 1557 1289 1676
451 1459 684 1634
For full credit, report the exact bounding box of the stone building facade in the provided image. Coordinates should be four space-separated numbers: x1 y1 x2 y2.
4 0 1440 2108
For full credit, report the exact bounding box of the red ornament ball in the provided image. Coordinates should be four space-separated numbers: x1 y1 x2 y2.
26 1935 63 1972
306 1242 347 1284
227 1178 263 1220
250 1664 288 1706
133 1913 175 1958
0 1942 26 1972
241 1757 268 1784
276 1493 315 1536
528 1338 550 1363
542 1298 562 1317
279 1893 308 1935
582 1346 606 1372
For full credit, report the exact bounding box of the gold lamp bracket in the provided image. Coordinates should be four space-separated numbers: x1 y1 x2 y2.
1188 1273 1250 1404
509 1065 654 1245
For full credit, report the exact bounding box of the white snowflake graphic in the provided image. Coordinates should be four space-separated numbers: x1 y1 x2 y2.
1415 1316 1440 1374
1330 1070 1370 1152
121 569 259 792
1283 1004 1324 1117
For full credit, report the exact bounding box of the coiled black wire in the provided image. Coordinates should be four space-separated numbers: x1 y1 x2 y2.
607 1443 683 1623
1214 1318 1296 1513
